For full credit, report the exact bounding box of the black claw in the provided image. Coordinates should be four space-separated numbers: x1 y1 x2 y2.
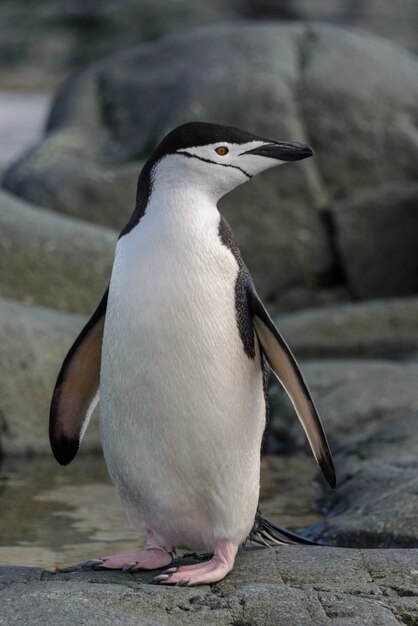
122 562 138 573
80 558 104 570
57 558 106 573
152 574 170 582
55 563 89 573
162 567 177 575
175 578 190 587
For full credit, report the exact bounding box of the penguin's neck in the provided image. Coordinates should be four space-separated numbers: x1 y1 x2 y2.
114 170 228 295
143 161 221 235
113 159 237 309
150 185 217 229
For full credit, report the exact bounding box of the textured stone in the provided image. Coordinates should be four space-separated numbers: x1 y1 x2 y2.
245 0 418 53
276 297 418 358
329 182 418 299
269 359 418 448
6 22 372 301
0 0 240 86
311 412 418 548
1 547 417 625
0 190 115 314
0 298 96 456
304 359 418 439
2 143 139 230
3 23 418 301
2 0 418 91
6 24 418 302
300 24 418 198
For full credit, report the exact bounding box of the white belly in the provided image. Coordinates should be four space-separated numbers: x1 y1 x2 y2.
100 208 265 551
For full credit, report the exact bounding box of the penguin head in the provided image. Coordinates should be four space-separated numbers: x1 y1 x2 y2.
147 122 314 201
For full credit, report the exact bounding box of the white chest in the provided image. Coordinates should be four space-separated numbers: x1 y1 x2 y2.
99 188 265 549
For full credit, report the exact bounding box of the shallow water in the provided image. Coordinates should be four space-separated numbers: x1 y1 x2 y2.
0 453 323 570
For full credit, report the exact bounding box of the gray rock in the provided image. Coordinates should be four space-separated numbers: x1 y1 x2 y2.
6 23 418 302
245 0 418 54
329 182 418 299
0 190 115 314
7 22 369 301
3 0 418 91
0 566 46 585
0 298 98 456
0 0 240 87
1 547 417 625
305 359 418 440
269 359 418 447
299 24 418 200
312 412 418 548
273 285 350 314
2 128 140 228
276 297 418 358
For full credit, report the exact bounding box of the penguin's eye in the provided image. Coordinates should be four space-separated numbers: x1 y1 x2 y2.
215 146 229 156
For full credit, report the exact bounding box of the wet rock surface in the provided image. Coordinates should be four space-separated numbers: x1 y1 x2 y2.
0 547 417 626
311 412 418 549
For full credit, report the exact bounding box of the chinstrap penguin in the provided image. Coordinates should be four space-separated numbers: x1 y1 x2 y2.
50 122 335 586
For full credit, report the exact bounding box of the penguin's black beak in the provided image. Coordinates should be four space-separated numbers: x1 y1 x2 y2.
241 141 314 162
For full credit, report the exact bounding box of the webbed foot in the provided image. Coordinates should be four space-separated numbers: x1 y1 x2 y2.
152 539 238 586
94 546 172 571
77 530 173 571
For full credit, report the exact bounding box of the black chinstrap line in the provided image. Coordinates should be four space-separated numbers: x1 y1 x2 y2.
179 151 252 179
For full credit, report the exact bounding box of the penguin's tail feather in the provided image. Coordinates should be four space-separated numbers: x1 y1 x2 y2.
249 515 318 547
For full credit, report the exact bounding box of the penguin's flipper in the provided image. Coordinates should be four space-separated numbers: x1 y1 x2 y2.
49 289 108 466
251 291 336 488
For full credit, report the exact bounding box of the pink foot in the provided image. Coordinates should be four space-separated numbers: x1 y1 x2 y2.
81 531 173 572
153 539 238 586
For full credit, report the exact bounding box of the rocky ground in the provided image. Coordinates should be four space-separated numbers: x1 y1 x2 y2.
1 547 418 626
1 408 417 624
1 19 417 625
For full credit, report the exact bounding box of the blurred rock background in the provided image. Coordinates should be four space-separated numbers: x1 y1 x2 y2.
1 0 418 89
0 0 417 559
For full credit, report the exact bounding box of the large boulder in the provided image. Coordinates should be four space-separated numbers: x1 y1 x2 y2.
328 183 418 299
2 0 418 89
0 0 240 86
0 190 115 314
245 0 418 54
5 23 418 302
0 298 98 456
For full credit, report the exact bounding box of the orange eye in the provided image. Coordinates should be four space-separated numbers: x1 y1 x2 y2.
215 146 229 156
